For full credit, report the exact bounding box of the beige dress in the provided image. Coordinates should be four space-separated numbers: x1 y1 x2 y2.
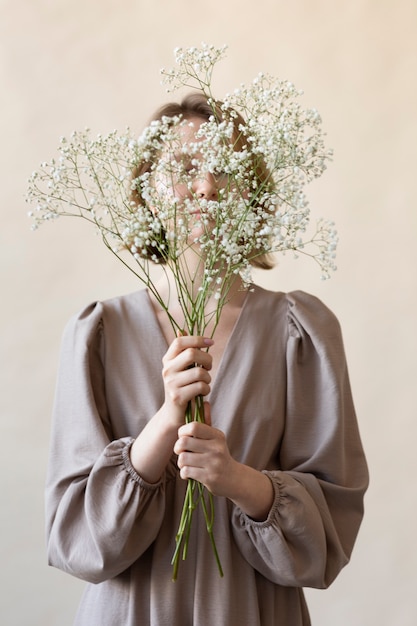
45 285 368 626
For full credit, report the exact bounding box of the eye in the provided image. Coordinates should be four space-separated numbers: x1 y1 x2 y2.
179 158 198 175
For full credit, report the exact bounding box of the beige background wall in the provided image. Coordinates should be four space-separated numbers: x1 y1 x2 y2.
1 1 416 624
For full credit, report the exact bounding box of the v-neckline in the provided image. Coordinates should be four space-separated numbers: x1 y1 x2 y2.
143 286 254 398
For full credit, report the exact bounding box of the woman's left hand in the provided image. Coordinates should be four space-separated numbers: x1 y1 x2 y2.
174 403 236 498
174 402 274 521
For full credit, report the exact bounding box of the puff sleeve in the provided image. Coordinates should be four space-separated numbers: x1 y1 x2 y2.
45 302 167 584
231 291 369 589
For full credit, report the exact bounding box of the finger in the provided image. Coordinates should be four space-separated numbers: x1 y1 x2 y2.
163 346 213 375
168 366 212 393
182 347 213 371
174 436 201 455
165 335 214 360
178 464 209 484
164 372 212 408
203 401 212 427
177 329 188 339
177 421 215 440
174 433 212 458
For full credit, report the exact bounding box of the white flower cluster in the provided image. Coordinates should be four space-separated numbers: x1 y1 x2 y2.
161 43 228 92
27 129 140 234
27 43 337 304
159 45 337 277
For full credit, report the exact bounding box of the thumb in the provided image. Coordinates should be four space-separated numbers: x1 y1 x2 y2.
203 401 212 426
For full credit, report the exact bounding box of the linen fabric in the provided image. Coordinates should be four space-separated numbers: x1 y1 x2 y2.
45 285 368 626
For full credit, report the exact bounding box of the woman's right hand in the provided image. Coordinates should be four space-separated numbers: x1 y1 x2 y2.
161 335 214 425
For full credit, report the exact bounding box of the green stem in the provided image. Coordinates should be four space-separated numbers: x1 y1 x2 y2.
171 396 223 581
197 482 224 577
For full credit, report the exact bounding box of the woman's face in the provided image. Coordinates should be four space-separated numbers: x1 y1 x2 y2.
155 116 230 242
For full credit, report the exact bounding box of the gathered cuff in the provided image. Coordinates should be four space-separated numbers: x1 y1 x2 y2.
234 471 285 529
116 437 165 490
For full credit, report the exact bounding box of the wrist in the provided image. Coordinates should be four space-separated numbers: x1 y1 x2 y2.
160 403 187 435
228 463 274 522
129 406 183 483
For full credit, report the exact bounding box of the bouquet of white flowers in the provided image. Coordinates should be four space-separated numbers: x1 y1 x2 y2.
26 43 337 579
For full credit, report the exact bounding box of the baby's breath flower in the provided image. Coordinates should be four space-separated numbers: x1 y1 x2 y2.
27 45 336 282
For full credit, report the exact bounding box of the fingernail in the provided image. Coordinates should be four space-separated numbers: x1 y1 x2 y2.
204 338 214 345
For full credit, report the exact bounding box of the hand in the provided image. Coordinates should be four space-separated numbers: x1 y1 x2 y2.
162 335 214 425
174 402 237 497
174 402 275 521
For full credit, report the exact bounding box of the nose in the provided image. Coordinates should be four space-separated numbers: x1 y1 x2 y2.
193 173 218 200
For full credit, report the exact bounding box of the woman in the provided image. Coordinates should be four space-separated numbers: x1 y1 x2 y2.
45 94 369 625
